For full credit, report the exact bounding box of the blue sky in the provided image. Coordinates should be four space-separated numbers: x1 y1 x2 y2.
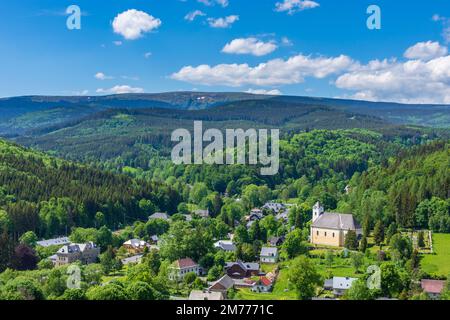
0 0 449 103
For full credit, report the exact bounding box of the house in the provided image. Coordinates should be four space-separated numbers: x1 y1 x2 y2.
121 254 143 265
252 276 273 293
169 258 200 281
225 261 260 279
344 185 351 194
149 212 170 221
122 239 150 254
324 277 358 296
214 240 237 252
260 247 278 264
189 290 224 301
275 210 289 223
268 236 285 247
262 202 286 214
37 237 70 248
421 279 446 299
55 242 100 267
149 235 159 245
245 209 263 222
310 201 362 247
208 275 234 298
194 209 210 219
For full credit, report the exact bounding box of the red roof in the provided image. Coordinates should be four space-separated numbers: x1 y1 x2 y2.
421 279 445 294
176 258 198 269
260 276 273 287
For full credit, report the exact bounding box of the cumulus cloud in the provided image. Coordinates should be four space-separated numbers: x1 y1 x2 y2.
185 10 206 22
335 48 450 104
245 88 282 95
96 85 144 94
275 0 319 15
404 41 448 60
207 15 239 28
171 54 355 86
222 38 278 56
95 72 113 80
113 9 162 40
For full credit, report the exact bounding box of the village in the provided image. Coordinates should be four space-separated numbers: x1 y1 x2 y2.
36 199 449 301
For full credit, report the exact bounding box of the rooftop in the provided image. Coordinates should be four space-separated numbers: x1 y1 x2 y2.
312 212 361 230
260 247 278 256
174 257 198 269
421 279 446 294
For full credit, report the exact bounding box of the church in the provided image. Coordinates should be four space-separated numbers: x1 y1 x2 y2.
310 202 362 247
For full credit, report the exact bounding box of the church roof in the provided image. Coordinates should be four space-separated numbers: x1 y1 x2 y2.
312 212 360 230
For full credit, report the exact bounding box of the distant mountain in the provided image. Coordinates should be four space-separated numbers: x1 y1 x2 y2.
0 92 448 137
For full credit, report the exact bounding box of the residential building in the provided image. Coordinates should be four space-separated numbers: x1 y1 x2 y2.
37 237 70 248
169 258 200 281
310 201 362 247
208 275 234 298
194 209 210 218
262 202 286 214
268 236 285 247
55 242 100 267
260 247 278 264
214 240 237 252
225 261 260 279
121 254 143 265
149 212 170 221
252 276 273 293
122 239 150 254
324 277 358 296
188 290 224 301
421 279 446 299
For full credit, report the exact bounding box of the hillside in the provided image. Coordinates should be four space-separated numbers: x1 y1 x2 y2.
0 93 449 138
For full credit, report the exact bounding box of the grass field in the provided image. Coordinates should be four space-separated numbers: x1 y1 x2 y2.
421 233 450 277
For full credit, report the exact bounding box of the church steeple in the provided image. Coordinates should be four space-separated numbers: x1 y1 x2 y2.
312 201 324 222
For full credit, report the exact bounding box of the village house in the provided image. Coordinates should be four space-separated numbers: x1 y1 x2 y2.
55 242 100 267
252 276 273 293
268 236 285 247
275 210 289 223
36 236 70 248
189 290 224 300
225 261 260 279
121 254 143 266
169 258 200 281
149 212 170 221
214 240 237 252
193 209 210 219
208 275 234 298
324 277 358 296
310 201 362 247
262 202 286 214
260 247 278 264
122 239 151 254
421 279 446 299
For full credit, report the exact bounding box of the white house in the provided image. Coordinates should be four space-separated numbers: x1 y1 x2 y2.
214 240 237 252
260 247 278 264
169 258 200 281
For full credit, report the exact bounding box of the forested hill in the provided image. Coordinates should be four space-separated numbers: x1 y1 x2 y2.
347 141 450 231
0 139 181 240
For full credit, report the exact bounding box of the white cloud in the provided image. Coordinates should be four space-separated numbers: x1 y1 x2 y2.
222 38 278 56
113 9 162 40
207 15 239 28
275 0 319 15
144 52 152 59
335 49 450 104
197 0 229 7
432 14 450 43
245 88 282 95
404 41 448 60
171 54 355 86
95 72 113 80
185 10 206 22
113 41 123 46
96 85 144 94
281 37 293 46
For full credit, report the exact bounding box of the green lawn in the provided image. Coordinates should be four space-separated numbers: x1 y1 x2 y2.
421 233 450 277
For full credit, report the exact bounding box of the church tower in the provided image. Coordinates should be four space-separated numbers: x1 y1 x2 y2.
312 201 324 222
